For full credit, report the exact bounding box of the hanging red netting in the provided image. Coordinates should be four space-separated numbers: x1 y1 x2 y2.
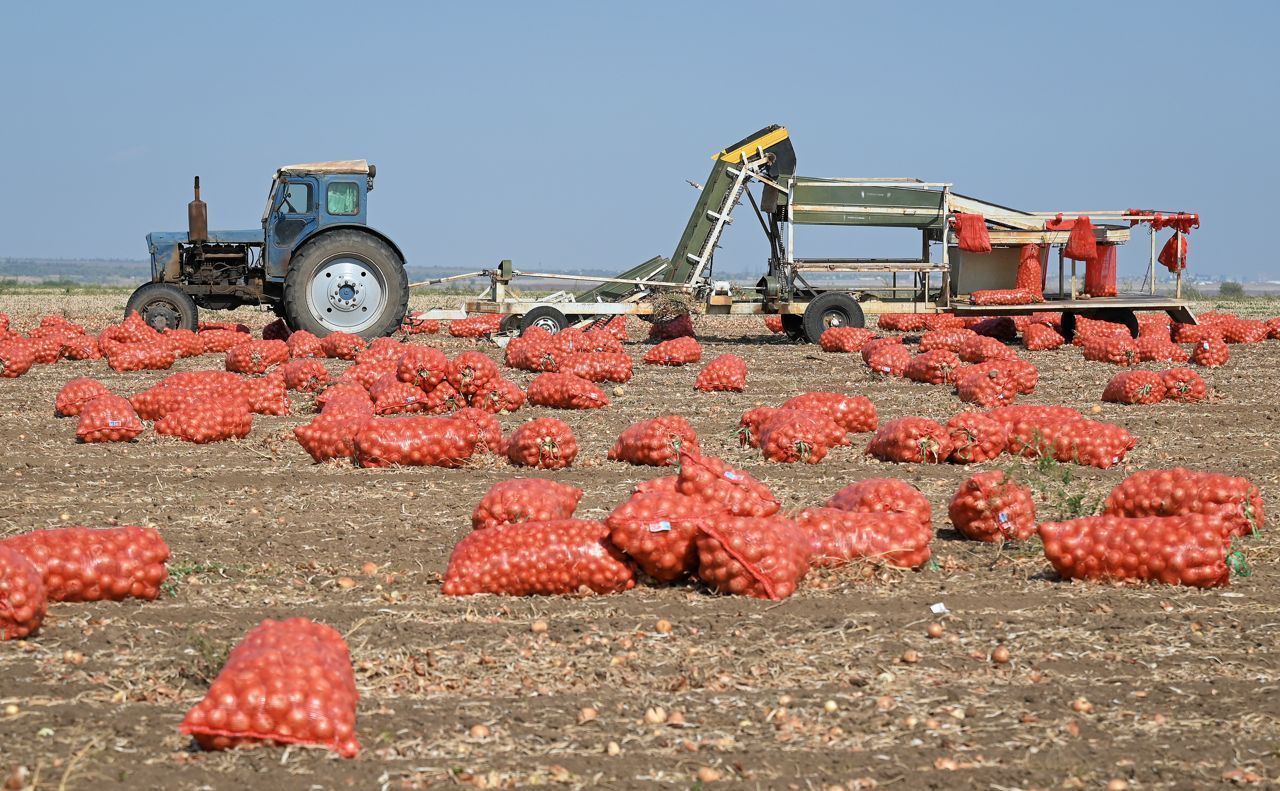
1015 244 1043 295
1084 244 1118 297
1063 215 1097 262
1158 233 1188 273
952 213 992 253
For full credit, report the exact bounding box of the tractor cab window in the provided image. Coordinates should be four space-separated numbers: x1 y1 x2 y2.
278 182 312 214
327 182 359 215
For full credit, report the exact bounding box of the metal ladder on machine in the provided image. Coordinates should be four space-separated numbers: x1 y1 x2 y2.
684 153 771 288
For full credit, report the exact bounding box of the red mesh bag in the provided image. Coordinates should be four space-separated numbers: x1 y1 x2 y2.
527 372 609 409
316 384 373 416
867 417 950 463
780 392 876 434
581 328 624 354
294 412 373 462
634 475 678 495
764 315 784 334
860 336 903 362
507 417 577 469
355 338 405 366
1102 370 1166 405
1103 468 1263 538
225 340 289 374
694 516 810 600
160 329 203 358
1220 318 1268 344
921 314 966 331
956 368 1016 407
644 336 702 366
321 332 367 360
737 406 782 448
451 407 503 454
338 361 397 391
471 378 526 414
1023 323 1065 351
0 340 34 378
971 289 1043 306
1015 245 1044 295
56 378 110 417
877 313 926 332
819 326 876 353
242 374 290 416
286 330 325 358
353 416 477 468
400 312 440 335
602 315 629 340
77 395 144 443
971 317 1018 341
105 342 177 372
959 335 1016 363
1191 337 1229 367
1137 314 1172 340
952 212 992 253
946 412 1007 463
694 353 747 391
560 352 633 383
61 334 104 361
200 329 253 354
1082 334 1139 366
608 416 699 466
825 478 931 529
372 381 429 414
1171 322 1220 344
197 320 249 334
279 359 330 392
956 358 1038 394
1048 420 1138 469
797 507 931 569
1157 233 1187 273
758 411 833 464
1063 216 1097 261
677 451 780 517
447 314 503 338
472 479 583 530
865 344 911 376
1162 367 1207 402
948 471 1036 542
606 490 719 582
503 335 556 372
919 328 976 353
155 398 253 443
443 519 636 596
904 349 962 385
447 351 500 397
179 618 360 758
745 408 845 449
0 546 46 640
1084 244 1118 297
422 381 464 414
1137 336 1190 363
1039 515 1231 588
29 333 67 364
0 526 169 602
648 314 696 341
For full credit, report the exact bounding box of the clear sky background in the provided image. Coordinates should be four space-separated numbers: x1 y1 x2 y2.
1 1 1276 281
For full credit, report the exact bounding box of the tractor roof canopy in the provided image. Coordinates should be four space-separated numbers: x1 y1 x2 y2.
276 160 370 176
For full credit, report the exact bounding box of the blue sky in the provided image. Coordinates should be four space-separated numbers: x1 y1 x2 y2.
1 1 1276 280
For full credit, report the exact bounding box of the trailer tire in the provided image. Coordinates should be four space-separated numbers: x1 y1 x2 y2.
802 292 865 342
282 229 408 339
500 314 523 334
519 306 568 334
125 283 198 332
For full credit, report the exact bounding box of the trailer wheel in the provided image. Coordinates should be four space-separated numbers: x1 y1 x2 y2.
125 282 198 332
499 314 522 334
802 292 865 342
519 306 568 334
283 229 408 339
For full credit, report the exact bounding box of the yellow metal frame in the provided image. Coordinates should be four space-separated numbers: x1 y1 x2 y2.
715 126 790 162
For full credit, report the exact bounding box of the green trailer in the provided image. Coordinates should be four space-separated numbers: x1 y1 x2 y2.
430 125 1196 341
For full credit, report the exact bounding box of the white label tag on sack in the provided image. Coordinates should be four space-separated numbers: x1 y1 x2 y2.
723 471 741 481
998 512 1009 524
648 520 673 533
108 420 121 427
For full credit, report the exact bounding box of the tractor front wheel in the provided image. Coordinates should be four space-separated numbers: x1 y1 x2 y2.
125 282 198 332
283 230 408 338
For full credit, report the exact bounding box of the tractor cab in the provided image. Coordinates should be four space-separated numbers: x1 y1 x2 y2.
130 161 409 339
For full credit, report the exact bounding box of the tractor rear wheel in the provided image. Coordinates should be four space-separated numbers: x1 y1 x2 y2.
125 282 198 332
283 230 408 338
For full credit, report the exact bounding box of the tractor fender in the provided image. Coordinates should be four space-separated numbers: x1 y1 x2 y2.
270 224 407 281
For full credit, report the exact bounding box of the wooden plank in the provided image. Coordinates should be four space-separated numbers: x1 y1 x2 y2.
986 227 1131 245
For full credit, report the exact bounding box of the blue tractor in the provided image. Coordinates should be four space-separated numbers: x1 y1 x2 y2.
128 160 409 338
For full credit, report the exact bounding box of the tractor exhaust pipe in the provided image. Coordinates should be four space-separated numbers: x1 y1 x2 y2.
188 176 208 244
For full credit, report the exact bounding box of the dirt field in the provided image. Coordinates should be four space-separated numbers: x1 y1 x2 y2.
1 292 1278 791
